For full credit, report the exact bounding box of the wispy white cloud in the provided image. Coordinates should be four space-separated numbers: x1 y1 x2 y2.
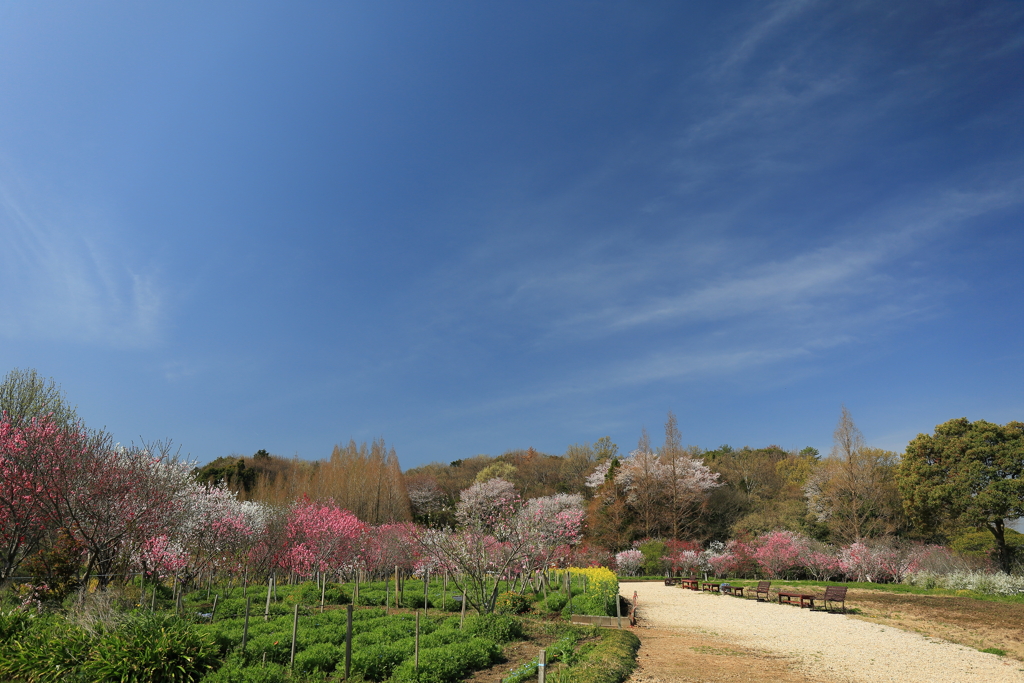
0 179 163 347
714 0 818 76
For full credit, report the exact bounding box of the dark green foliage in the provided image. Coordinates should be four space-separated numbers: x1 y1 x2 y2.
899 418 1024 572
201 661 289 683
192 456 259 494
389 637 501 682
545 593 567 612
293 642 343 674
637 540 668 575
297 581 345 605
0 611 217 683
462 613 523 643
0 612 92 682
352 641 413 681
81 613 219 682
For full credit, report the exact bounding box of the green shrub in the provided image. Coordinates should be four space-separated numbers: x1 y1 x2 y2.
293 642 343 673
81 612 219 683
564 594 616 617
463 614 523 643
298 581 346 605
200 661 290 683
0 609 33 640
390 637 501 682
638 539 669 576
0 612 92 682
400 591 433 609
545 593 568 612
494 591 531 615
352 640 414 681
243 633 292 665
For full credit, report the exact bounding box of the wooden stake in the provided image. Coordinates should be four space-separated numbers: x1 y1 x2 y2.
211 594 218 623
414 611 420 673
264 576 273 621
538 648 547 683
290 604 299 669
345 604 353 680
242 597 251 651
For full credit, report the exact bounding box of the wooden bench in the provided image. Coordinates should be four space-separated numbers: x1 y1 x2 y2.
754 581 771 601
679 578 700 591
664 578 678 586
821 586 848 613
702 582 721 592
721 585 744 597
777 591 816 608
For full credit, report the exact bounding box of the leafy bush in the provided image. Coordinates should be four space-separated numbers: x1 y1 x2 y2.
494 591 531 614
298 581 346 605
638 539 669 575
243 633 292 665
545 593 568 612
0 612 92 682
201 661 290 683
0 611 217 683
463 613 523 643
390 637 501 682
81 612 219 682
293 642 343 673
352 640 413 681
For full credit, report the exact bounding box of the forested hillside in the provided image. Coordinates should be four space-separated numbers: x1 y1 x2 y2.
194 410 925 553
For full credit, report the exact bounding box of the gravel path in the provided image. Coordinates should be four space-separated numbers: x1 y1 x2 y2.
621 582 1024 683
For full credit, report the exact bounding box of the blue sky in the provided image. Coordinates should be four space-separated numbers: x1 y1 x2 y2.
1 1 1022 468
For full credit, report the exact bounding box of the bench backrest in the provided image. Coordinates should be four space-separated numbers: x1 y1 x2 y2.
824 586 847 600
755 581 771 592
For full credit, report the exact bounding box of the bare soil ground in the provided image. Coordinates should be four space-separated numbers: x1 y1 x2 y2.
627 627 824 683
621 582 1024 683
841 588 1024 659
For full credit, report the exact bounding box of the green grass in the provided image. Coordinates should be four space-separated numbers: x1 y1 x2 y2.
980 647 1007 656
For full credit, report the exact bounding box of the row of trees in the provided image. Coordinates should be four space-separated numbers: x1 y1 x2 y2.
5 366 1022 597
1 368 589 613
194 406 1022 573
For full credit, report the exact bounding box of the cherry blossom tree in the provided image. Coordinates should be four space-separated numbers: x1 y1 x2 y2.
362 522 421 578
519 493 585 573
0 416 87 586
752 530 805 579
419 479 580 614
614 549 644 576
281 500 365 577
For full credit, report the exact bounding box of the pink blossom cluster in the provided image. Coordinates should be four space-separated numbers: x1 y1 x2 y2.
692 530 940 583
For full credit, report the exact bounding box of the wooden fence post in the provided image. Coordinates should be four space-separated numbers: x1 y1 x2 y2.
345 604 353 679
290 604 299 669
264 576 273 621
538 648 547 683
242 597 251 651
